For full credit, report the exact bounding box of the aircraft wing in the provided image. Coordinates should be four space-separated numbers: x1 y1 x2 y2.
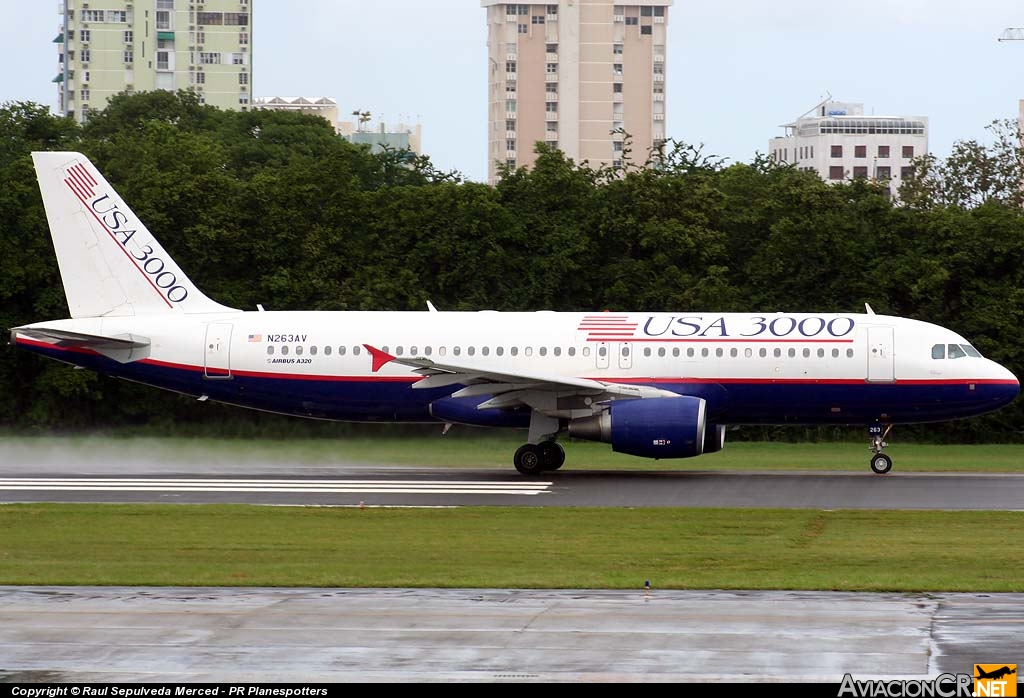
363 344 677 412
12 326 151 364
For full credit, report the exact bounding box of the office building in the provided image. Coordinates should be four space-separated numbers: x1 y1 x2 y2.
769 99 928 199
482 1 672 183
54 0 252 122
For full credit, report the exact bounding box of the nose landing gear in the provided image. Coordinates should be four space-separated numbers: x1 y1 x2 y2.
868 424 893 474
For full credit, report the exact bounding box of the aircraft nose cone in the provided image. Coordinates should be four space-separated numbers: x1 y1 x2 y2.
996 365 1020 406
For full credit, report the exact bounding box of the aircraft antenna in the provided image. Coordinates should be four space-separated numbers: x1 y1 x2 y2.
998 28 1024 41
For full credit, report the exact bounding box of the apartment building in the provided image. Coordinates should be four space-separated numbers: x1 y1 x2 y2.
54 0 252 122
482 1 672 183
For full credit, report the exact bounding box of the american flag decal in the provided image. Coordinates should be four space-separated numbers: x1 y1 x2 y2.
63 162 98 200
248 334 262 342
576 314 638 341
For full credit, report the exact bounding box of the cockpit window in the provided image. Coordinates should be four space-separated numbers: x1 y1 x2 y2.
932 343 982 360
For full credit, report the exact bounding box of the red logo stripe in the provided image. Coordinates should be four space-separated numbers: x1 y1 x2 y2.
74 162 98 187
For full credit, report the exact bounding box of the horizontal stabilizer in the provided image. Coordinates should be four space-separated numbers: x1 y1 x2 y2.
13 326 150 363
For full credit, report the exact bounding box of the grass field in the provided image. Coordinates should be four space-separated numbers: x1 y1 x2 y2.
3 434 1024 471
1 504 1022 591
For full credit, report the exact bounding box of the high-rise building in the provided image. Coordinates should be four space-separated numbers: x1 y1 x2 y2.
768 99 928 200
54 0 252 122
482 1 671 183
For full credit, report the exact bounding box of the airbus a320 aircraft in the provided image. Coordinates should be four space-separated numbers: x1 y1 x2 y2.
11 152 1020 474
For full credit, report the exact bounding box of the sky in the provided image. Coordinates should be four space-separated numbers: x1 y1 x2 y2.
2 0 1024 182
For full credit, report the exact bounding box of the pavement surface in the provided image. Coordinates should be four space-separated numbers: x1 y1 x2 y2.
2 587 1022 683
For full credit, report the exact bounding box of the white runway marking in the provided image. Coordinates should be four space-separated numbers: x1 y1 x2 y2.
0 478 552 496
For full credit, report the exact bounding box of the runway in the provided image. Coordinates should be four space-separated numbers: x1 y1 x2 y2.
1 469 1023 509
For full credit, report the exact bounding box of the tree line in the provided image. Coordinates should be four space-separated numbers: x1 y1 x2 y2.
1 92 1022 441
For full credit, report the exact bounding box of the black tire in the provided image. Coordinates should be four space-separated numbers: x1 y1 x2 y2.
514 444 544 475
539 441 566 471
870 453 893 475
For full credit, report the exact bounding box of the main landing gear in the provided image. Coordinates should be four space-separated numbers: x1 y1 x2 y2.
868 424 893 474
513 441 565 475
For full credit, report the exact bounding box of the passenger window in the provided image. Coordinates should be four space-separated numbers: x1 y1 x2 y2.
539 347 546 356
832 348 839 358
598 346 607 357
282 346 289 356
439 347 447 356
947 344 966 359
730 348 738 358
788 348 796 358
621 346 629 357
511 347 519 356
353 346 361 356
846 349 854 358
802 348 810 358
673 348 680 357
817 348 824 358
396 346 403 356
410 346 418 356
744 348 752 358
525 347 533 357
267 345 275 355
716 348 723 358
339 346 346 356
453 347 461 356
425 346 432 356
496 347 504 356
324 346 332 356
701 348 709 358
482 347 490 356
568 347 576 357
582 347 591 357
310 346 318 356
759 348 767 358
296 346 304 356
774 348 781 358
687 348 695 358
658 347 666 357
554 347 561 357
644 347 652 357
382 346 389 354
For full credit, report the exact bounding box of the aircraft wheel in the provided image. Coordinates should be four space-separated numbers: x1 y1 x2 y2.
514 444 544 475
870 453 893 475
540 441 565 471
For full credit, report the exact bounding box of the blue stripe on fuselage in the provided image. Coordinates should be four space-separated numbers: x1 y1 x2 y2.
16 340 1018 425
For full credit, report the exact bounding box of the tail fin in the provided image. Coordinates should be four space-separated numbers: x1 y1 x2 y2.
31 151 237 318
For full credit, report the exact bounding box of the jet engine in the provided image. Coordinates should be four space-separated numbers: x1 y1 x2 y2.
568 396 720 459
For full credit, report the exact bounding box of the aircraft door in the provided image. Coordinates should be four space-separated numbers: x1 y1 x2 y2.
204 323 233 379
866 326 894 383
595 342 610 369
617 342 633 369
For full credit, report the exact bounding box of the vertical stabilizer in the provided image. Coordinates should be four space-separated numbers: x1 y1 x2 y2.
31 151 237 318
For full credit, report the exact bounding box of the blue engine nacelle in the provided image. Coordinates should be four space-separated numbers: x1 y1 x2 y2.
568 396 713 459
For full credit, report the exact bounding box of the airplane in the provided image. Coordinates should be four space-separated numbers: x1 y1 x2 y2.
10 151 1020 475
975 666 1017 681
